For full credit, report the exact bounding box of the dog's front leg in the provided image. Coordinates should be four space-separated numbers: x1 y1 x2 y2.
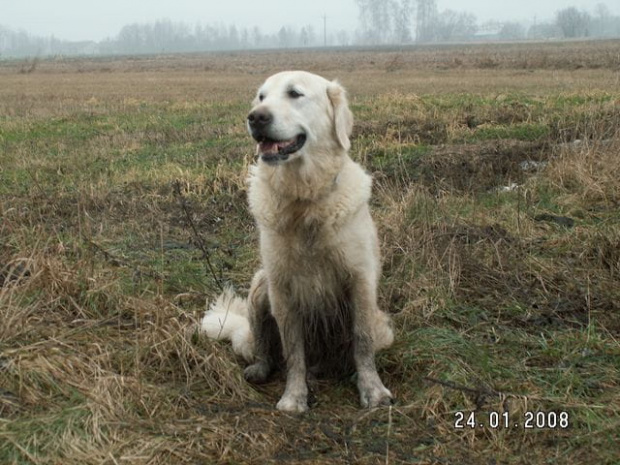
352 277 393 408
270 289 308 413
244 270 278 384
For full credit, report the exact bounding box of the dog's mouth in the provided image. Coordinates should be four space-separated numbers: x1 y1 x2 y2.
256 134 306 164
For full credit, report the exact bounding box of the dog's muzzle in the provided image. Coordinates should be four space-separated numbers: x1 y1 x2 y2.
247 108 306 164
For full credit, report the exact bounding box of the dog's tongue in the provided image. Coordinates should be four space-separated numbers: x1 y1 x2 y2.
259 138 295 154
259 141 279 154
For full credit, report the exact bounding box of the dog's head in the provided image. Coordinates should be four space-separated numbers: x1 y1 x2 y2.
247 71 353 165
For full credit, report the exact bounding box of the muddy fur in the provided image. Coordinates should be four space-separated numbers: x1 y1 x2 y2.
246 270 356 381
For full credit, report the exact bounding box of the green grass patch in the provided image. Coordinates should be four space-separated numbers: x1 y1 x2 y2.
467 122 550 142
0 407 95 464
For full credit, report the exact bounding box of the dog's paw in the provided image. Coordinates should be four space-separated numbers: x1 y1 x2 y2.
244 361 271 384
276 393 309 413
358 380 393 409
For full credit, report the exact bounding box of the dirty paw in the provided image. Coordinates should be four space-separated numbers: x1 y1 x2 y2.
359 383 393 408
276 393 309 413
243 361 271 384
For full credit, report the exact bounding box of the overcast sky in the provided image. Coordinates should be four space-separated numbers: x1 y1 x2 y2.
1 0 612 42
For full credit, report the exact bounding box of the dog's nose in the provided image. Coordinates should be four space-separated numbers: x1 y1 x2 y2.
247 108 273 129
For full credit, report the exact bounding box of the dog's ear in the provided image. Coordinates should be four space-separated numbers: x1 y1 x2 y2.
327 81 354 151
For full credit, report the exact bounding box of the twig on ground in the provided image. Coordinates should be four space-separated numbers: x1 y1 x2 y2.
172 180 224 292
87 239 164 281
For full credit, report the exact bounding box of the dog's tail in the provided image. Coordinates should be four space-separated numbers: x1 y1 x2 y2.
201 287 255 362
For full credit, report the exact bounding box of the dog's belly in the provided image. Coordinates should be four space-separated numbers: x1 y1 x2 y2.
295 280 355 378
265 240 357 377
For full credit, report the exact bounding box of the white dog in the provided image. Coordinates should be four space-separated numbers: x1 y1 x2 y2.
202 71 393 413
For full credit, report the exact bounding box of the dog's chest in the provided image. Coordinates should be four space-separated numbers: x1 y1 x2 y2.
261 202 345 273
262 197 338 244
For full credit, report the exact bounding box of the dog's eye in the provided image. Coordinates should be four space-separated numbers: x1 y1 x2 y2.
258 93 265 102
288 89 304 99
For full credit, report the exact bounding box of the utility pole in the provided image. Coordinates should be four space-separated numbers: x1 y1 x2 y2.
323 14 327 47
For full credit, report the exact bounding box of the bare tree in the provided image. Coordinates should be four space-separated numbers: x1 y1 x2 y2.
278 27 291 48
416 0 437 43
434 10 476 42
299 25 317 47
252 27 263 48
394 0 413 43
592 3 619 37
355 0 396 45
228 25 240 49
556 7 591 38
595 2 611 19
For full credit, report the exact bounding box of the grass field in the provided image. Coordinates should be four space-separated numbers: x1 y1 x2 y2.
1 40 620 464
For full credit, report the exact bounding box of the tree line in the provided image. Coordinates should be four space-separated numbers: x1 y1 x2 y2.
355 1 619 44
0 2 618 58
0 21 350 57
103 21 344 55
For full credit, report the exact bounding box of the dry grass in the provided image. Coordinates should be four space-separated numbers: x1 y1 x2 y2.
1 41 620 464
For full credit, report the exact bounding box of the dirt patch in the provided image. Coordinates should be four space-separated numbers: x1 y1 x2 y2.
417 140 549 194
371 140 550 193
354 118 448 145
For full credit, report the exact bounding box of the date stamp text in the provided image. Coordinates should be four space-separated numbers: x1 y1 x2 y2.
454 411 570 430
